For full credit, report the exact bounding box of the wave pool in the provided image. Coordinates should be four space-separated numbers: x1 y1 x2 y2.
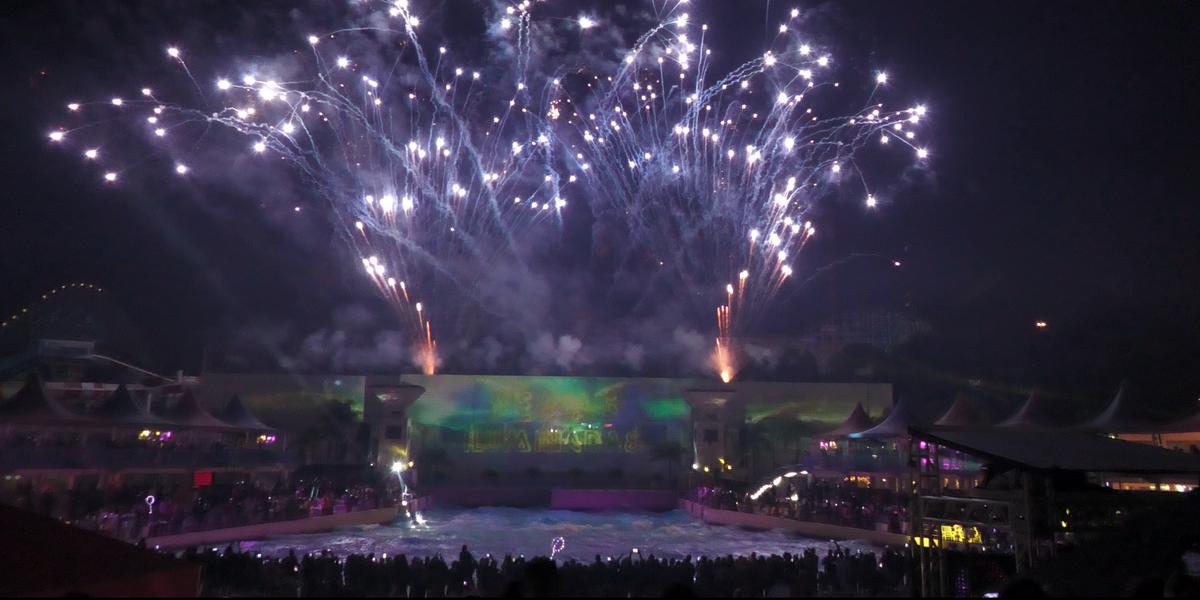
239 508 879 561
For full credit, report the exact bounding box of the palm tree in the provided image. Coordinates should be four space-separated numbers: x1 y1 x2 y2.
298 400 359 463
738 422 775 481
418 445 452 483
651 440 688 489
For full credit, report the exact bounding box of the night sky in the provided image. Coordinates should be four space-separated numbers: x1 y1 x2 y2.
1 1 1198 413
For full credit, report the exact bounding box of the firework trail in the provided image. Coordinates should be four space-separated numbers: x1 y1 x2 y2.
45 0 929 380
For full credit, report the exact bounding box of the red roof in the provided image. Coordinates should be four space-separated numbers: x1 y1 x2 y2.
1161 409 1200 434
0 504 200 596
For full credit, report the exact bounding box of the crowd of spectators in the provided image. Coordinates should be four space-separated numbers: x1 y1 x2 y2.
696 478 909 534
2 477 396 541
192 543 911 597
0 431 283 471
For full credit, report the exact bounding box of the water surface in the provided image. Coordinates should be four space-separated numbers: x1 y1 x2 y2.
240 508 879 561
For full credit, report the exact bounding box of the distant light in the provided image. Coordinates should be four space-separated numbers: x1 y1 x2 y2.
141 87 152 96
242 75 257 85
111 97 123 106
307 34 320 45
175 164 189 174
216 78 232 90
103 172 118 182
916 148 929 159
154 128 166 137
166 46 180 58
1035 321 1048 329
48 130 65 142
876 72 888 84
337 56 350 69
578 16 595 29
253 141 267 153
67 102 80 111
866 194 877 208
84 149 98 159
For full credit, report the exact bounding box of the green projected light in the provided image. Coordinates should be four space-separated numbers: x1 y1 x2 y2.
402 375 691 431
400 375 693 455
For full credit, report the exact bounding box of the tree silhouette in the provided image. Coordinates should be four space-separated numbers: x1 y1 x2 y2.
650 440 688 488
297 400 359 463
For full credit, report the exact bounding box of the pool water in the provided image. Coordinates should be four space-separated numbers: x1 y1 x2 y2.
240 508 878 561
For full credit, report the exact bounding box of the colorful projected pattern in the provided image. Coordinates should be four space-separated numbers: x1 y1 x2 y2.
464 423 639 454
402 375 692 454
199 374 365 430
743 382 893 429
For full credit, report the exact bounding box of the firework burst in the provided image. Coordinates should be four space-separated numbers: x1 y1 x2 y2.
45 0 929 379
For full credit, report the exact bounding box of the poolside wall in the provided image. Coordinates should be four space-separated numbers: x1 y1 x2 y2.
679 499 907 546
551 489 680 511
145 505 399 550
425 487 679 510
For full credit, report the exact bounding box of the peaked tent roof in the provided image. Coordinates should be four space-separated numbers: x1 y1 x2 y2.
935 392 991 427
822 402 875 437
89 384 171 428
913 427 1200 475
0 376 94 426
154 388 237 431
850 400 914 439
220 394 275 432
1075 381 1161 433
999 387 1072 428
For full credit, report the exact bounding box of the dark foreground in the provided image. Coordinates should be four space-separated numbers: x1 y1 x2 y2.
194 544 910 597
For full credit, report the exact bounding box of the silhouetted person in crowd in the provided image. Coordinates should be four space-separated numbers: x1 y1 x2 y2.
661 582 696 598
1001 577 1047 598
